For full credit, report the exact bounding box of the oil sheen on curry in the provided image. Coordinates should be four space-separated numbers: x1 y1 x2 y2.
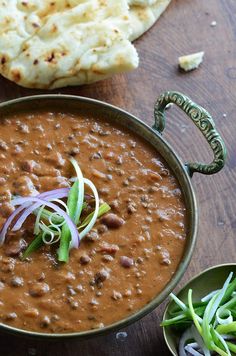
0 111 187 333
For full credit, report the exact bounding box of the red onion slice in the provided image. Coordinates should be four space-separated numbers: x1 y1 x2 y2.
11 188 70 206
0 203 30 245
11 190 69 232
38 188 70 198
1 197 79 248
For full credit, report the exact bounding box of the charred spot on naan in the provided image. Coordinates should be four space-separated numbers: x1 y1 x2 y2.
10 68 21 83
0 56 6 65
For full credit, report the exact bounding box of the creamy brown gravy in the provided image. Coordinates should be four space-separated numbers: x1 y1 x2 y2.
0 112 186 333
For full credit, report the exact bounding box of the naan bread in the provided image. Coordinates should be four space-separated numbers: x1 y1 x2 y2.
0 0 138 89
0 0 171 89
128 0 158 6
128 0 172 41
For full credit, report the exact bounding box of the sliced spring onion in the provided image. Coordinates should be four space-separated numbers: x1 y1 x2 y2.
161 314 187 327
35 202 88 226
221 335 236 340
209 273 233 323
202 273 233 350
184 345 203 356
34 205 46 235
58 180 80 262
188 289 203 335
34 199 69 236
70 158 84 224
216 322 236 335
34 208 63 224
217 295 236 323
42 231 57 245
216 308 233 326
226 341 236 353
41 224 61 245
214 296 236 329
179 327 194 356
79 178 99 240
213 329 231 355
162 272 236 356
191 326 211 356
39 222 60 236
48 213 66 227
221 277 236 304
51 199 69 215
201 290 220 303
79 203 111 231
170 293 188 312
21 234 43 260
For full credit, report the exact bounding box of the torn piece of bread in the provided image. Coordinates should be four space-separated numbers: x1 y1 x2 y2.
0 0 138 89
178 52 205 72
129 0 171 41
0 0 171 89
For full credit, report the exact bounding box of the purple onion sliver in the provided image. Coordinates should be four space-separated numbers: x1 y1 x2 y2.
8 197 79 248
11 188 70 207
11 202 42 232
12 188 70 206
70 235 80 249
38 188 70 199
12 191 69 232
0 202 30 245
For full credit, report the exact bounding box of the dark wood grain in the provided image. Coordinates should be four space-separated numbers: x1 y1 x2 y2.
0 0 235 355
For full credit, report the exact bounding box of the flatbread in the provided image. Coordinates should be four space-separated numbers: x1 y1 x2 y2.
128 0 172 41
0 0 171 89
128 0 160 7
0 0 138 89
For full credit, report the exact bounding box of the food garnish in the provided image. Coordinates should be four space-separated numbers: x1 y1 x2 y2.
0 159 110 262
161 272 236 356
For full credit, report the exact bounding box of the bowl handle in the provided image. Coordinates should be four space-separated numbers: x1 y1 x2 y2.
153 91 226 176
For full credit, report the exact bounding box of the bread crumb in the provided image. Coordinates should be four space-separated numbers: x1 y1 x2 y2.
210 21 217 27
178 52 204 72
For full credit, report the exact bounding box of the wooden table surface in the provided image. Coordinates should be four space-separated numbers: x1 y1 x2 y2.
0 0 235 355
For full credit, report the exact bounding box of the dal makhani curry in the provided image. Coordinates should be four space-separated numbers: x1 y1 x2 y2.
0 111 186 333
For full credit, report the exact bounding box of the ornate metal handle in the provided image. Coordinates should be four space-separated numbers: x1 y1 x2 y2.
153 91 226 176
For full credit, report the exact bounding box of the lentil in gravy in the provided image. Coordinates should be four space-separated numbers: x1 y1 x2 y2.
0 112 187 333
